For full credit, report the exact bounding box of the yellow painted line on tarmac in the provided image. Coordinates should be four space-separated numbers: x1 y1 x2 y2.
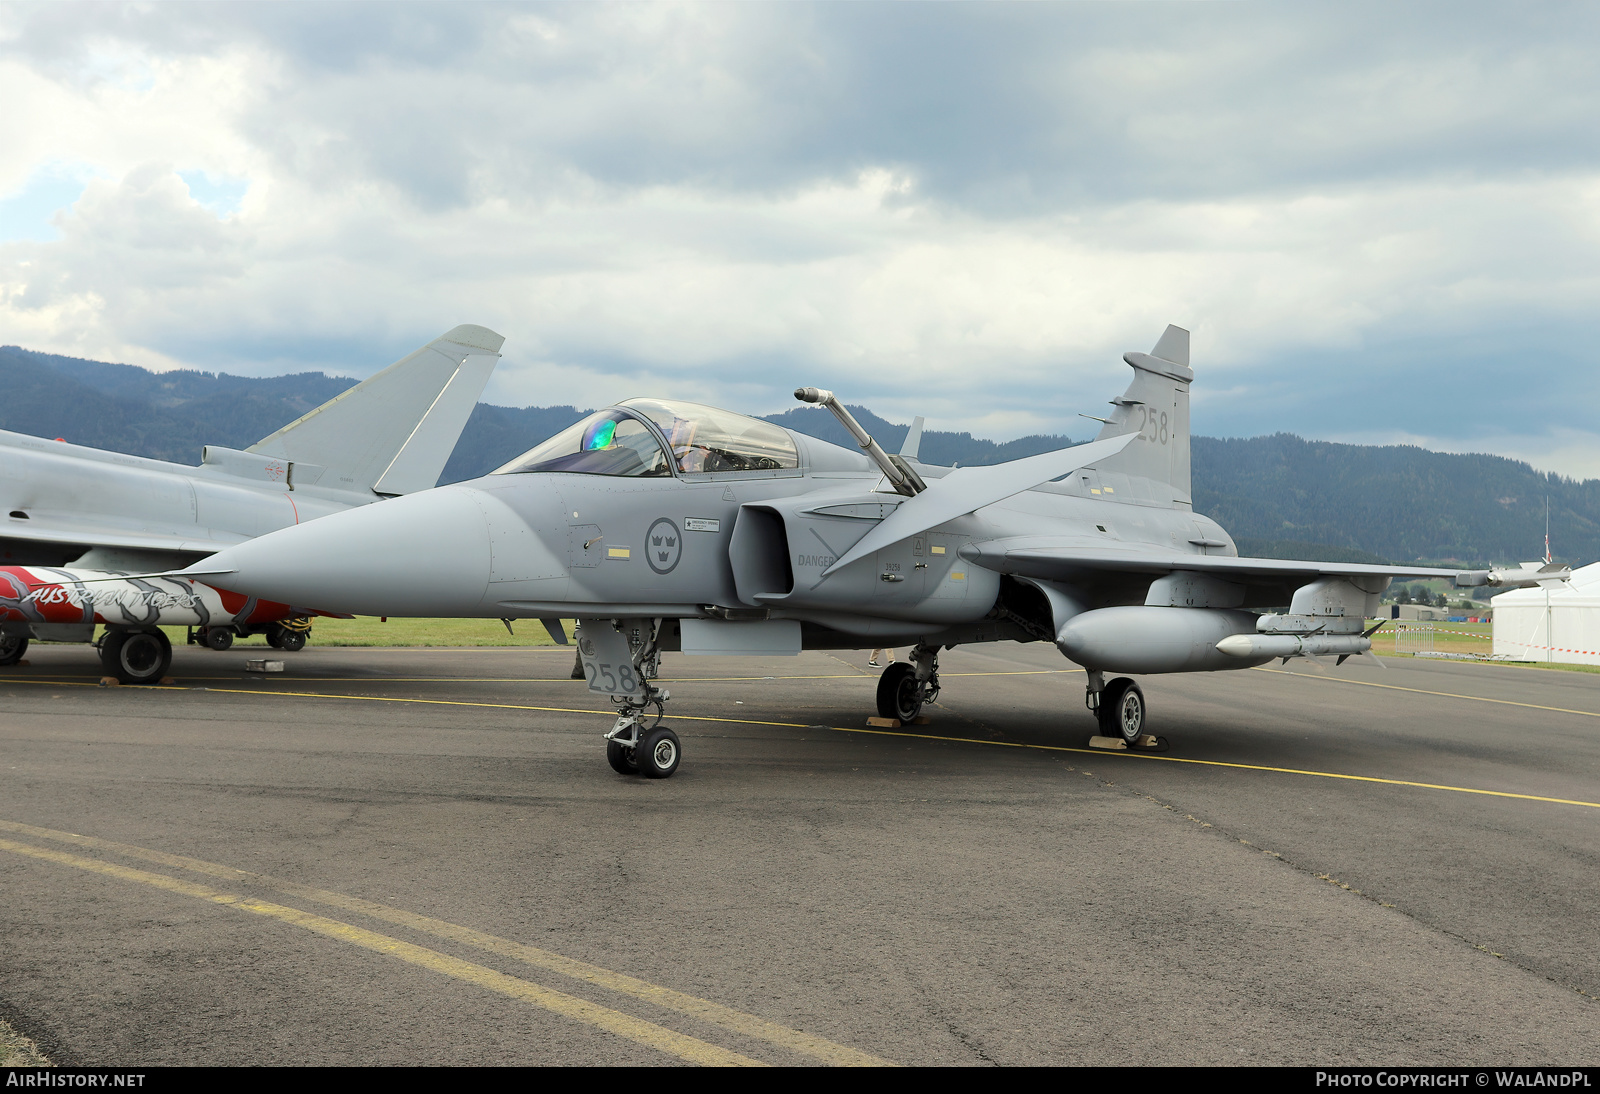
0 835 763 1067
11 677 1598 813
0 819 892 1068
1255 666 1600 720
12 670 1073 685
209 687 1600 812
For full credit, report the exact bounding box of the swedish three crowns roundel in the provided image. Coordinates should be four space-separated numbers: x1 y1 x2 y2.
647 517 682 575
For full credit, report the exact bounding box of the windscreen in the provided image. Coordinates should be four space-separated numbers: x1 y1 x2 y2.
621 399 799 474
492 410 671 477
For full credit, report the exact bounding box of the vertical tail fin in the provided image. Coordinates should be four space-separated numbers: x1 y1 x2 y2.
1085 324 1192 508
248 325 503 495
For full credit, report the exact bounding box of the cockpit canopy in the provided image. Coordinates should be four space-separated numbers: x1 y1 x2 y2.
492 399 799 478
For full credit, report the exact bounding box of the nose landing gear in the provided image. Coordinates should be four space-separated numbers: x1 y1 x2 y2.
580 618 682 779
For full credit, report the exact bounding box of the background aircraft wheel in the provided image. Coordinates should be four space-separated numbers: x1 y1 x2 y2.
0 636 27 666
112 630 172 685
637 726 681 779
1098 677 1145 745
203 627 234 651
266 628 283 649
606 739 638 774
875 662 923 723
276 627 307 653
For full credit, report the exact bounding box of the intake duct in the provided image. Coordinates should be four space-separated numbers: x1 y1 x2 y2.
729 505 793 604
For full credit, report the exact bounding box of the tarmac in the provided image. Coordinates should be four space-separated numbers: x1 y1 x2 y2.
0 639 1596 1066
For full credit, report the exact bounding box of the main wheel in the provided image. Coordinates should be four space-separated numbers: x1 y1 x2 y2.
606 739 638 774
1098 677 1145 745
98 631 124 673
637 726 681 779
203 627 234 651
0 635 27 666
110 630 172 685
875 662 923 723
276 628 306 653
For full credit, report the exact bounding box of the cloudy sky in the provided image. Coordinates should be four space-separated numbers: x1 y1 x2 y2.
3 2 1599 475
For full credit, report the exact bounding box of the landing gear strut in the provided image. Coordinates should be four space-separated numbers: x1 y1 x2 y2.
583 619 682 779
876 643 941 723
1085 669 1146 746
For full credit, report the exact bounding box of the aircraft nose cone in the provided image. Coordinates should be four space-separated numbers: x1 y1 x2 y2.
201 486 493 616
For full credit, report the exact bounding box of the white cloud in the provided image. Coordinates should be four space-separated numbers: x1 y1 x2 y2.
1 4 1599 478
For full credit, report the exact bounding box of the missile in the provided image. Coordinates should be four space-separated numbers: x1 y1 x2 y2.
1485 564 1572 589
1215 633 1372 660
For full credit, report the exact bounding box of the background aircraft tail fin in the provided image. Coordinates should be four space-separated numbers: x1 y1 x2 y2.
1083 324 1193 509
248 325 503 495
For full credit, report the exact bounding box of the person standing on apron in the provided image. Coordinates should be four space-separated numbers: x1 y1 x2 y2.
868 647 894 667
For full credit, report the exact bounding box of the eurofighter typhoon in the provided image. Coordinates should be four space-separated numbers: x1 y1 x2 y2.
0 326 502 682
176 326 1562 776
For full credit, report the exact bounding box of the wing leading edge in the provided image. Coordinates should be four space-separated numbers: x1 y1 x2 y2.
970 543 1487 605
821 432 1137 576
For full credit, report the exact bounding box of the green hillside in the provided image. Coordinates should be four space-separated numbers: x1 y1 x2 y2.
0 345 355 463
1191 434 1596 566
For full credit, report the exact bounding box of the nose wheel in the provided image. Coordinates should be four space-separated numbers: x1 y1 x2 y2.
638 727 681 778
606 738 638 774
583 617 684 778
604 714 681 779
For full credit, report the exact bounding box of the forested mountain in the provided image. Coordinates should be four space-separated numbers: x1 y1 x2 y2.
1191 435 1598 567
438 403 592 484
0 345 355 463
3 345 1594 567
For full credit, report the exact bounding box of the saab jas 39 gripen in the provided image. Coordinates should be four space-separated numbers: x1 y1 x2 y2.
0 326 502 682
175 325 1565 777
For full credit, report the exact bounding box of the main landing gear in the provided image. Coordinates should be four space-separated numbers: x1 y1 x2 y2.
1085 669 1147 747
193 617 311 653
98 628 173 685
588 619 682 779
875 643 941 723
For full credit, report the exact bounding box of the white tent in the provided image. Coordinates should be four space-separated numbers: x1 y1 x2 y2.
1491 561 1600 665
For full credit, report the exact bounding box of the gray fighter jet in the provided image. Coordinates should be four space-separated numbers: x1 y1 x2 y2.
0 325 503 675
178 325 1558 777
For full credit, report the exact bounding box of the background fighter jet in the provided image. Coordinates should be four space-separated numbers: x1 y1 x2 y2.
0 325 503 681
179 325 1561 777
